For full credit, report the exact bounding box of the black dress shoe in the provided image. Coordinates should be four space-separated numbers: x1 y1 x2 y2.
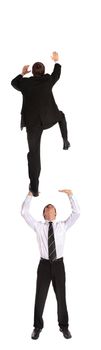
63 140 71 150
31 328 42 340
33 192 39 197
60 328 72 339
29 184 39 197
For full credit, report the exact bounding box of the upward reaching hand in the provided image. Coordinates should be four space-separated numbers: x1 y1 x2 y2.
51 51 59 62
59 189 73 196
21 65 31 76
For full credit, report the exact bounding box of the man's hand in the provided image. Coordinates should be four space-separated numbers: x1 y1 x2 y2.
59 189 73 196
28 191 33 196
51 51 59 62
21 65 31 76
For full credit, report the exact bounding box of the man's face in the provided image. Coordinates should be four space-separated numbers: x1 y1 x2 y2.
43 204 56 221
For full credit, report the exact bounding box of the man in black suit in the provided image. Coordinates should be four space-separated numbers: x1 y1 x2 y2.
11 52 70 196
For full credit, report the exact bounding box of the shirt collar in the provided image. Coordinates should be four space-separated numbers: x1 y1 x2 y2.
45 220 56 224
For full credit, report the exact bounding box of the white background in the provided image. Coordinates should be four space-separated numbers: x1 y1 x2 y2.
0 0 101 349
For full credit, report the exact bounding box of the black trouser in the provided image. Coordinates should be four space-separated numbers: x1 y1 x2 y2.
27 112 68 194
33 258 69 330
58 111 68 141
27 126 43 194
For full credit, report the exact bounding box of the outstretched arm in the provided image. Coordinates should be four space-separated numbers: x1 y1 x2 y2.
59 189 80 230
50 51 61 86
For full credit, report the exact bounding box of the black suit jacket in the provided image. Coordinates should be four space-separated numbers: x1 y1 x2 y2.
11 63 62 130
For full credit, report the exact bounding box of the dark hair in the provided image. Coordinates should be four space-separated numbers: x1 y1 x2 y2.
32 62 45 76
43 204 57 217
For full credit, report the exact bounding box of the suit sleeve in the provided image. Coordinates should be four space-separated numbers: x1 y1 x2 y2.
50 63 61 87
11 74 28 92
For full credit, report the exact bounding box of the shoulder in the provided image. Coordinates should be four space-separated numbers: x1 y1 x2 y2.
36 220 46 227
41 74 50 81
44 73 50 78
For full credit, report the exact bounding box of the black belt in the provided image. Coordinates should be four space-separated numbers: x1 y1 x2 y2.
40 257 63 264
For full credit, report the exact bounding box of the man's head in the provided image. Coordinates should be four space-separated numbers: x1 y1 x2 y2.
43 204 57 221
32 62 45 77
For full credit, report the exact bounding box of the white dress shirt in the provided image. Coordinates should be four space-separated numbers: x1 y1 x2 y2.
21 194 80 259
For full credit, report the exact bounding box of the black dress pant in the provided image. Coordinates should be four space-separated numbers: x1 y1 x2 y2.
26 112 68 194
27 125 43 194
58 111 68 141
33 258 69 330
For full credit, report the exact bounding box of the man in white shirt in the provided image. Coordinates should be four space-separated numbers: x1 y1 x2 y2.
21 189 80 339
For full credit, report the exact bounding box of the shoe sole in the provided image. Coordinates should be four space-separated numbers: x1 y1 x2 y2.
63 145 71 150
63 334 72 339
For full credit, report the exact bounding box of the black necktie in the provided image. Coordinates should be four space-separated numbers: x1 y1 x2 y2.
48 221 57 261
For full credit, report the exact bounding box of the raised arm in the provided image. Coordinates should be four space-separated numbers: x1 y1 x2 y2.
11 65 31 91
50 51 61 86
59 189 80 231
11 74 24 91
21 192 41 232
